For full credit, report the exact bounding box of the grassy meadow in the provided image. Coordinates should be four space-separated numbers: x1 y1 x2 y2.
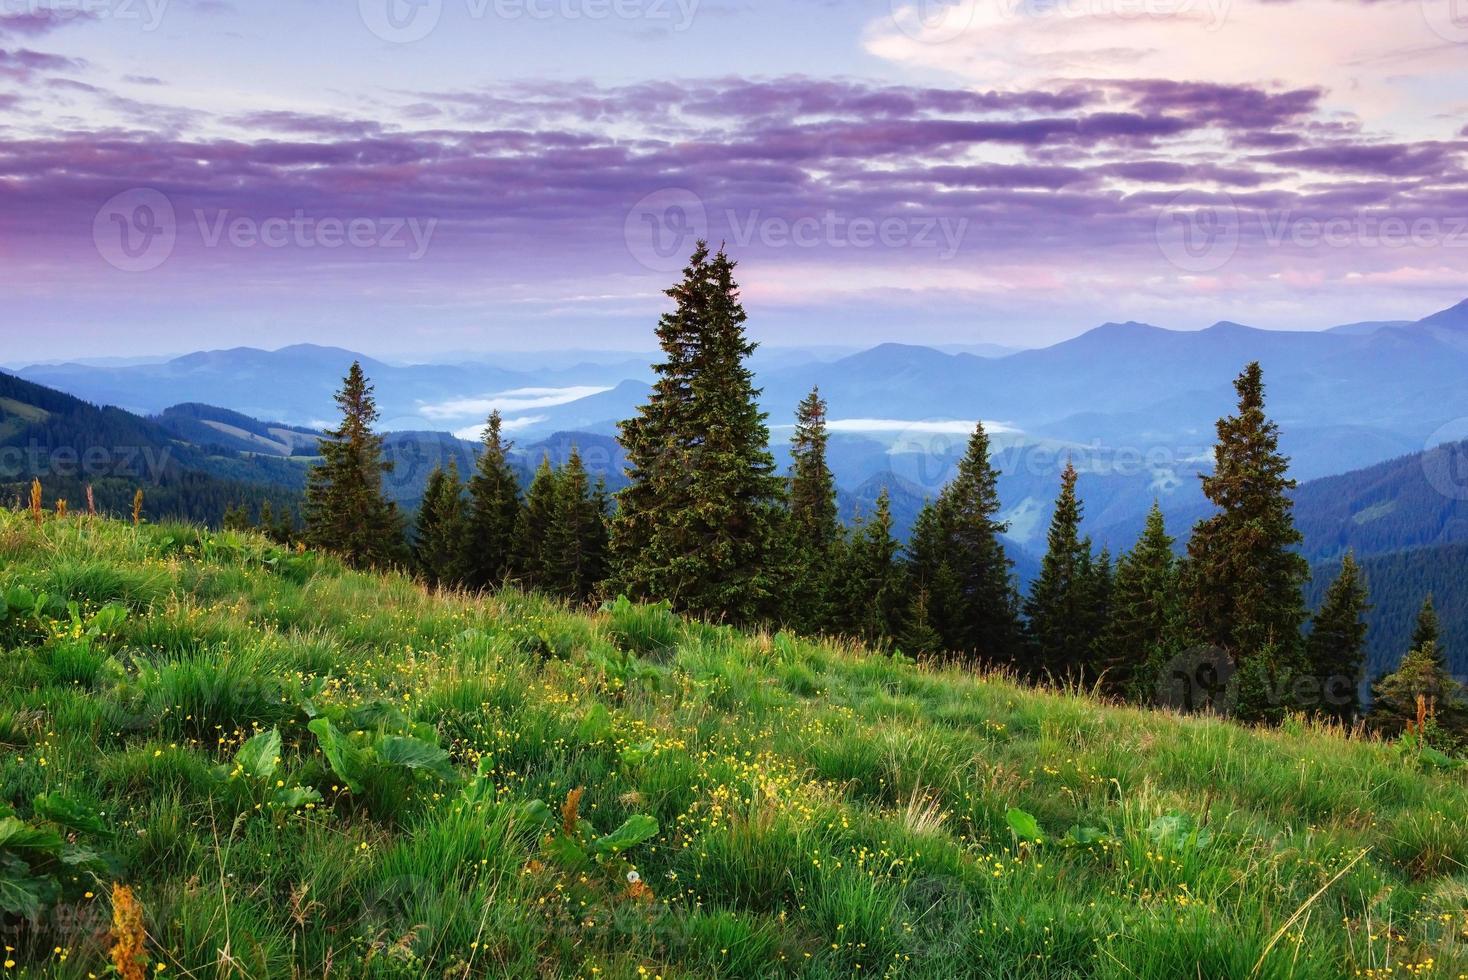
0 509 1466 978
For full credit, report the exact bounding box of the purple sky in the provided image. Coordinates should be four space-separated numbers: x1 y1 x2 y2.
2 0 1467 360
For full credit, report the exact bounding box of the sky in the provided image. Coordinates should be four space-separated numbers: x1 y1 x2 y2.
1 0 1467 361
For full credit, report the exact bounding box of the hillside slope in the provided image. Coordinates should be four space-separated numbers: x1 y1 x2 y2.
0 512 1465 978
0 371 306 525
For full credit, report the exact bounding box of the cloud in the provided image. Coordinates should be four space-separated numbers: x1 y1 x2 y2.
0 10 98 38
421 386 614 419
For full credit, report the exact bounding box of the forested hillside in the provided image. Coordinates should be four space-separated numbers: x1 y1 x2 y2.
0 371 305 526
1311 541 1468 684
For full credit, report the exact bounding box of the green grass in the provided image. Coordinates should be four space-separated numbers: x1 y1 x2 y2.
0 510 1466 978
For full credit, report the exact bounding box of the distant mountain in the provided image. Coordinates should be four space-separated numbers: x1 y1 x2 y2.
19 344 533 429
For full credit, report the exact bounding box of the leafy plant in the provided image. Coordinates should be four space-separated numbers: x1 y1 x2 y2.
308 716 455 815
0 797 110 921
224 727 323 816
519 788 660 912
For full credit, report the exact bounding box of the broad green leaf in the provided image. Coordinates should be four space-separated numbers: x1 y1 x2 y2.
0 869 54 918
1061 825 1110 847
0 817 65 853
234 728 282 781
1006 808 1045 843
576 703 613 744
32 793 106 836
309 718 364 793
513 799 555 829
272 786 324 809
544 833 590 871
377 735 455 781
1148 813 1211 850
590 814 659 856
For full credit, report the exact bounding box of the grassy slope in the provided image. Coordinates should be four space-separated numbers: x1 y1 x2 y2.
1 511 1466 979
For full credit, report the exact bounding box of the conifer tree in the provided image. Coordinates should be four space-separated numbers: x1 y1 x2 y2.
898 586 946 657
462 411 521 591
414 460 467 588
513 455 559 589
903 423 1020 661
303 362 406 568
1103 502 1184 700
1024 461 1095 679
610 242 785 625
789 387 839 553
543 449 610 601
1411 594 1440 653
902 500 965 652
1305 552 1370 723
833 489 904 645
1084 547 1115 676
1186 362 1310 720
1370 641 1468 747
787 387 841 630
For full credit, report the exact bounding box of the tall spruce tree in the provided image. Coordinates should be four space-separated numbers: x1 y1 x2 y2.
1103 502 1184 700
414 460 467 588
787 387 841 630
903 423 1020 661
903 500 965 653
610 242 785 625
542 449 610 601
1305 552 1370 723
304 361 405 568
513 455 559 589
833 489 904 645
462 411 522 591
1186 362 1310 720
1411 594 1440 653
1023 461 1096 679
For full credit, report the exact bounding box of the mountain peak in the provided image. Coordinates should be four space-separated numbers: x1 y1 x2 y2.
1419 298 1468 328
